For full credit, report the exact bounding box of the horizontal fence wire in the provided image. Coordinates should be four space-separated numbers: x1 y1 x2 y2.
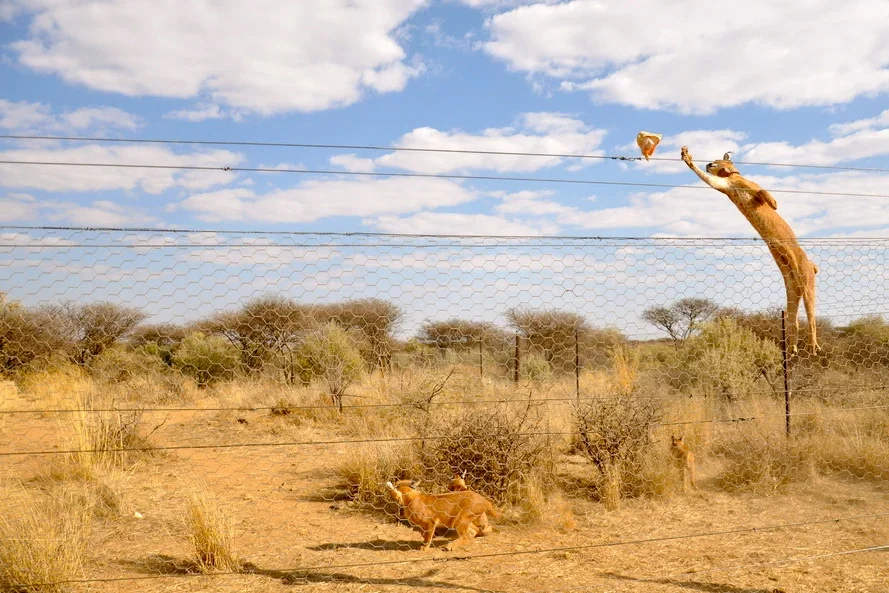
3 159 889 198
4 133 889 173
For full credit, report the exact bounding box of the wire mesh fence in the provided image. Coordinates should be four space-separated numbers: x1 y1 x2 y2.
2 227 889 592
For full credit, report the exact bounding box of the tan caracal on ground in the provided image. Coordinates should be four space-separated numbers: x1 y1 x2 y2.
681 146 819 355
385 479 500 551
670 435 697 492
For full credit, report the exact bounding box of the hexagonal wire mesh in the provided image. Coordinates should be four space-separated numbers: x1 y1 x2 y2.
1 228 889 592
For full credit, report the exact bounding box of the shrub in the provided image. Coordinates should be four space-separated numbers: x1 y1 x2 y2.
314 298 402 371
419 405 555 515
682 317 782 401
714 434 814 493
522 355 551 382
0 298 62 377
187 492 239 572
172 332 240 388
87 345 168 384
572 395 663 505
293 322 365 412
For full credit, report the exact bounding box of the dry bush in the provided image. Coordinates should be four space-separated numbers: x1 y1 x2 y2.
0 488 91 593
571 395 663 505
681 317 782 401
0 297 64 377
187 492 239 573
418 403 556 517
713 433 814 493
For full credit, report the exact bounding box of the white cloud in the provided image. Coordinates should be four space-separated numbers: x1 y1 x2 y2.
50 200 154 226
492 189 579 217
828 109 889 136
480 0 889 114
330 154 377 173
368 212 559 235
0 193 156 225
62 107 141 131
180 177 477 223
0 99 52 131
563 171 889 236
0 193 38 222
0 144 241 193
370 112 606 173
0 0 20 21
0 99 142 132
163 103 225 122
741 109 889 167
11 0 427 115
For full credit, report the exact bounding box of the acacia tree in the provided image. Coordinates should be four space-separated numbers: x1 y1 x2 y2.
642 297 719 345
50 301 147 366
0 294 62 376
314 298 401 371
417 319 508 350
204 295 313 376
506 307 590 373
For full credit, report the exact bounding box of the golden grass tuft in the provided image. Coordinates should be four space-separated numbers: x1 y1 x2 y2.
0 487 92 593
338 442 418 513
186 491 240 573
65 390 151 472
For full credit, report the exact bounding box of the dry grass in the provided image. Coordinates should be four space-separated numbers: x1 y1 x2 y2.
186 491 240 573
0 487 91 593
66 390 151 472
338 442 418 513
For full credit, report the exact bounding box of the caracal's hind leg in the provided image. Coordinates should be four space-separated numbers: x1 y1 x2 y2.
783 275 804 356
445 518 478 551
802 262 819 353
475 512 493 536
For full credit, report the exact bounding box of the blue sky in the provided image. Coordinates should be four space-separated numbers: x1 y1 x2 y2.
2 0 889 237
2 1 889 334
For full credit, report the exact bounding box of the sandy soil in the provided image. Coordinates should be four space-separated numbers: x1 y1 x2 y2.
3 389 889 593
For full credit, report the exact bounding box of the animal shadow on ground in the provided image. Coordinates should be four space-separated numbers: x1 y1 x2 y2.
120 554 502 591
309 538 444 552
603 571 785 593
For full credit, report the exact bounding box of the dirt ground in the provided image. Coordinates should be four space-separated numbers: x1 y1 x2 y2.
3 389 889 593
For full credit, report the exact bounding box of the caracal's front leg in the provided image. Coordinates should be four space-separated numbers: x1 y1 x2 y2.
681 146 730 191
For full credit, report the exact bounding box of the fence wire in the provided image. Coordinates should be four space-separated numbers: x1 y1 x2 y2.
2 228 889 592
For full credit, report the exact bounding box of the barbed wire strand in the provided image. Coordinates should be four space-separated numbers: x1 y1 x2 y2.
3 404 889 457
2 159 889 199
12 512 888 590
3 133 888 174
1 382 887 416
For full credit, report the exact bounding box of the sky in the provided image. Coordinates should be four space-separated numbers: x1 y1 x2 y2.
2 0 889 335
